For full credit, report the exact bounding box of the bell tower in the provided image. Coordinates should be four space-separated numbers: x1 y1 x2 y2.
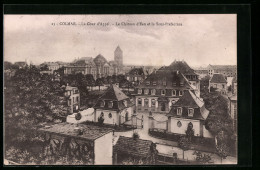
114 45 123 66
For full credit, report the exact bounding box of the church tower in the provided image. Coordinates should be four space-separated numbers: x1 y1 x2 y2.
114 46 123 66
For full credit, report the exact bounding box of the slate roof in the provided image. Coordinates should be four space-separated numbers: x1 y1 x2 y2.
38 122 113 141
167 90 209 120
113 136 153 157
210 74 227 83
93 84 134 111
128 68 145 75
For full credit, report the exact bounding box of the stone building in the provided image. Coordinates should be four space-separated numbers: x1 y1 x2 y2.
93 84 134 125
64 46 124 79
65 85 80 114
209 73 227 94
166 90 213 138
207 64 237 77
134 60 200 113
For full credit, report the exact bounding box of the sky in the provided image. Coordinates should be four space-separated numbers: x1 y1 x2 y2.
4 14 237 67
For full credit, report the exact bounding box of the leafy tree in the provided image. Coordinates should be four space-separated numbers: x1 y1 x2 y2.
216 142 229 164
185 123 195 142
4 61 13 70
178 136 190 160
40 64 49 71
95 78 104 91
86 74 95 90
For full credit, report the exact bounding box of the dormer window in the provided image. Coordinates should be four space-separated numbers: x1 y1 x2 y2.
161 89 166 95
146 81 150 85
138 89 142 94
172 90 176 96
144 89 149 95
177 107 182 115
108 101 113 108
123 100 127 107
151 89 156 95
100 100 105 107
188 108 194 117
153 81 157 86
179 90 183 96
180 82 184 86
163 81 167 86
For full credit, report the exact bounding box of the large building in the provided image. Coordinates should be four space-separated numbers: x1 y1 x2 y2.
207 65 237 77
209 73 227 94
64 46 124 79
65 85 80 114
93 84 134 125
134 60 200 113
166 90 213 138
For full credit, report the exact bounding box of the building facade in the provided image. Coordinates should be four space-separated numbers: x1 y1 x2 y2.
228 95 237 133
65 85 80 114
134 60 200 113
209 73 227 94
93 84 134 125
126 67 146 86
64 46 124 79
207 65 237 77
167 90 213 138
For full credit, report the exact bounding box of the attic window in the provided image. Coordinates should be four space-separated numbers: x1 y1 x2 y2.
146 81 150 85
108 101 113 108
180 82 184 86
161 89 166 96
177 107 182 115
153 81 157 86
188 108 194 117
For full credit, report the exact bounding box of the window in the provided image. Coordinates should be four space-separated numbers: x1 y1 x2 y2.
151 99 156 106
100 100 105 107
161 89 166 95
76 96 79 102
172 90 176 96
172 82 177 86
100 112 104 117
146 81 150 85
214 84 217 88
138 89 142 94
171 100 176 105
108 113 112 118
123 100 127 107
177 107 182 115
163 81 167 86
68 99 71 106
138 98 142 105
153 81 157 86
177 121 182 127
144 89 149 95
222 84 225 88
144 99 149 107
180 82 184 86
179 91 183 96
188 108 194 117
108 101 113 108
151 89 156 95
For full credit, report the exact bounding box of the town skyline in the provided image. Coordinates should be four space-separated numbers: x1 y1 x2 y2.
4 14 236 67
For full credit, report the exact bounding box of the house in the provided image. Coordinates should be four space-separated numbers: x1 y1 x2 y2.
207 64 237 77
228 95 237 133
126 67 146 86
93 84 135 125
209 73 227 94
113 136 158 165
64 46 124 79
134 65 197 113
167 90 213 138
38 122 113 165
65 85 80 114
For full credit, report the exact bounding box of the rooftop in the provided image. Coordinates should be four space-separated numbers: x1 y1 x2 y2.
210 73 227 83
38 122 113 141
113 136 154 157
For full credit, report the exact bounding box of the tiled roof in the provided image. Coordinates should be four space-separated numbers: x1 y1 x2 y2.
93 85 134 111
210 74 227 83
113 136 153 157
38 122 113 141
128 68 145 75
167 90 209 120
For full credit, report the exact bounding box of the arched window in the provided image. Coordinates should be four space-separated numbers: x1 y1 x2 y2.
172 90 176 96
177 121 182 127
161 89 166 95
179 90 183 96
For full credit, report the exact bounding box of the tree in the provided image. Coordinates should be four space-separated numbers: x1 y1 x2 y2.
40 64 49 71
178 136 190 160
86 74 95 90
95 78 104 91
4 61 13 70
185 123 195 142
216 143 229 164
193 151 212 164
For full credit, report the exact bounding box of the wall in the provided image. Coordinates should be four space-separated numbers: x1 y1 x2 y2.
95 109 118 125
170 118 201 136
94 132 113 165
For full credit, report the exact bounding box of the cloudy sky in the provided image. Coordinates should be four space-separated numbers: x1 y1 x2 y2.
4 14 236 67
